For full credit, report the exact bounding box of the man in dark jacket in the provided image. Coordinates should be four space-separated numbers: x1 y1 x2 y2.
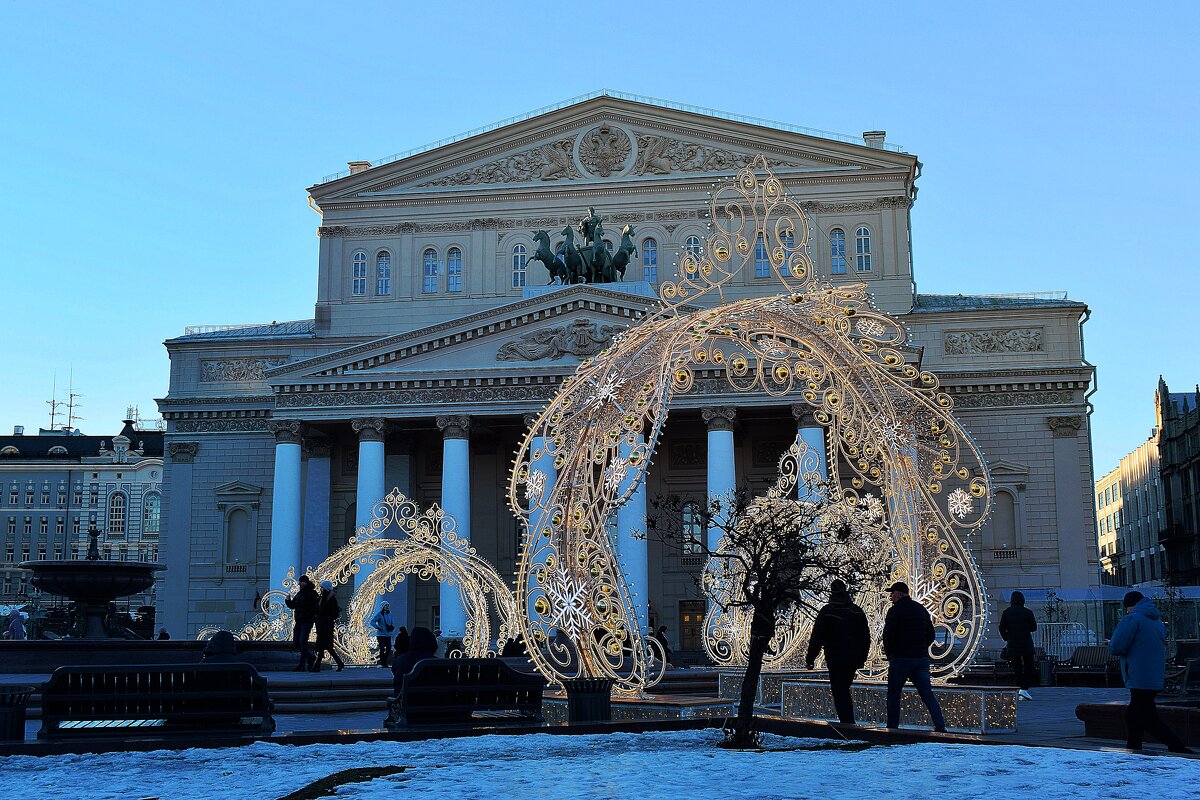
881 581 945 732
1110 591 1193 753
805 579 871 724
391 626 439 696
998 590 1038 699
284 574 319 671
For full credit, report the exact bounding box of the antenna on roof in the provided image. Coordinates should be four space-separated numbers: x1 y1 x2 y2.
66 368 83 431
46 372 62 431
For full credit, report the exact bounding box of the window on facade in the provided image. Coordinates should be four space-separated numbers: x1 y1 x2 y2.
422 248 439 293
108 493 126 535
24 488 33 506
7 486 15 505
5 517 13 535
830 228 847 274
72 516 80 535
447 247 462 292
73 484 81 504
39 517 47 536
681 501 704 555
57 486 65 506
23 518 31 535
4 544 11 562
855 227 872 272
780 230 794 277
40 487 49 505
511 244 527 288
375 250 392 296
351 250 368 296
754 234 770 278
642 238 657 282
55 516 64 535
685 236 704 259
225 508 255 564
38 543 46 560
89 485 98 505
144 493 161 536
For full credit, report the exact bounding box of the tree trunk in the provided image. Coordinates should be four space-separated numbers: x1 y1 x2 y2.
731 606 775 748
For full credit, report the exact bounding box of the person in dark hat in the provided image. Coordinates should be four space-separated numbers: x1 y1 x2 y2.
999 590 1038 700
312 580 345 672
805 579 871 724
284 575 319 671
881 581 946 732
1110 590 1194 753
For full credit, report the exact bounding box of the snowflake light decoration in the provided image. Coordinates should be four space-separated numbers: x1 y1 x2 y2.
947 488 975 520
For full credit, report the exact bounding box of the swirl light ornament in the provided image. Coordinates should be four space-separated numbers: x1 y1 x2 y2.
510 156 991 693
201 489 522 663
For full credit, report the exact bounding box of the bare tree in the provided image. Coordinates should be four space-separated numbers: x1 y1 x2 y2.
648 478 892 748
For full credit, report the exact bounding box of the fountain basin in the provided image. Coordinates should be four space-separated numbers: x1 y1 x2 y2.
18 559 164 638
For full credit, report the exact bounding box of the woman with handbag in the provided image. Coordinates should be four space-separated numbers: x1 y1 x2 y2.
370 602 396 668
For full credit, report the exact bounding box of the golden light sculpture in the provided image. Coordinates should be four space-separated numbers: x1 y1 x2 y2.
200 490 522 662
510 156 991 693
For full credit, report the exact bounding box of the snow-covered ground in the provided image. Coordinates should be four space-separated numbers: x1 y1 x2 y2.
2 731 1197 799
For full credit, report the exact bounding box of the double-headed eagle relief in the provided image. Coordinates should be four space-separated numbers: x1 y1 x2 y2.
529 207 638 285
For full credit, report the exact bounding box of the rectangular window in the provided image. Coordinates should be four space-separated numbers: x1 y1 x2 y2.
89 485 98 506
39 517 47 535
37 543 46 560
375 252 391 296
4 544 12 562
511 247 527 289
40 488 49 505
7 488 15 505
6 517 13 535
754 236 769 278
73 484 82 504
642 239 657 283
23 517 31 535
57 487 66 506
72 516 81 535
352 251 368 296
54 544 63 560
55 516 64 535
855 228 873 272
447 249 462 292
24 489 33 506
423 251 439 294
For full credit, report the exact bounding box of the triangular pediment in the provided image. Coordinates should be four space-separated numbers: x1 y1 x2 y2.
988 460 1030 481
310 94 915 200
267 285 688 384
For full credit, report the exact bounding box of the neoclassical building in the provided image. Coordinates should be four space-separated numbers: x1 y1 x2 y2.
157 92 1099 648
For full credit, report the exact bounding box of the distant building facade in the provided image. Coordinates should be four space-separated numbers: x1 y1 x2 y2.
1096 434 1166 586
157 92 1100 645
1158 378 1200 584
0 420 164 608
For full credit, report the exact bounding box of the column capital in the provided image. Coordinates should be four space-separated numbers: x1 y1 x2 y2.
1047 415 1083 437
167 441 199 463
266 419 303 445
790 404 819 426
701 406 737 432
351 417 388 443
303 438 332 459
437 415 471 440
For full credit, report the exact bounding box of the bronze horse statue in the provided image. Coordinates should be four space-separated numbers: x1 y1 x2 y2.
558 226 586 283
611 224 637 282
530 230 570 284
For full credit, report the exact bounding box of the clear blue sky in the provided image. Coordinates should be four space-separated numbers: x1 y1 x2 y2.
1 2 1195 477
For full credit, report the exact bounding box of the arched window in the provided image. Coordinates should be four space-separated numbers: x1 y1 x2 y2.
447 247 463 292
351 250 368 295
685 235 704 259
990 490 1017 551
830 229 847 274
375 250 391 296
642 238 657 282
143 493 161 536
422 248 439 293
225 508 254 564
512 244 527 288
681 501 704 554
108 492 126 535
754 234 770 278
855 226 872 272
780 229 795 277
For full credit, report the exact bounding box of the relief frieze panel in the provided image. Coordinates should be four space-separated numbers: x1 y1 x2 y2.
496 318 626 362
200 357 289 383
950 390 1074 409
944 328 1044 356
416 138 581 187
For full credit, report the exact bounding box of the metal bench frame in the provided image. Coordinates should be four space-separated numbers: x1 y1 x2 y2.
385 658 545 727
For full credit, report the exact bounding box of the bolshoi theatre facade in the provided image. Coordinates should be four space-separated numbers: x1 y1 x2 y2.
156 92 1099 648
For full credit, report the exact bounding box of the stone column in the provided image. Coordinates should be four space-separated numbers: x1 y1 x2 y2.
437 415 471 639
301 438 332 575
1048 415 1092 589
525 413 558 542
160 441 198 639
792 405 828 500
703 407 738 552
267 420 303 592
616 435 650 632
352 418 388 592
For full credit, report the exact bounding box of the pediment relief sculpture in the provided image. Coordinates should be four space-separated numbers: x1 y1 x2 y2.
417 138 582 187
495 317 626 362
944 328 1044 355
633 134 805 176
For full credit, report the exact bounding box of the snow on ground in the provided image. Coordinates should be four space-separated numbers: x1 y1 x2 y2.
1 731 1196 800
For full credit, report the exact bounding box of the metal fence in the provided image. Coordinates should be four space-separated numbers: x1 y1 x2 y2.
1034 621 1098 661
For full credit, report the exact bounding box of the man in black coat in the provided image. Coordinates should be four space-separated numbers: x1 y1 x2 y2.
998 590 1038 699
284 574 319 671
805 579 871 724
881 581 946 732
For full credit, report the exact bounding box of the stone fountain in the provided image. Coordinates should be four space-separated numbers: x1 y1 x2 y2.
18 526 163 638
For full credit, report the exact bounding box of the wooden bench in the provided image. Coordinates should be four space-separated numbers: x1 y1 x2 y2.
39 663 275 740
385 658 546 727
1056 645 1119 687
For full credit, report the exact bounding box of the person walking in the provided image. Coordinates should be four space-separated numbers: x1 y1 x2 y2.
805 579 871 724
999 590 1038 700
6 610 26 641
881 581 946 732
370 603 396 667
1109 591 1194 754
284 575 319 671
312 580 345 672
391 626 438 696
394 625 410 657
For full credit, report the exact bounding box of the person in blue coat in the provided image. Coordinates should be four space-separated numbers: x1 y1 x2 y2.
370 603 396 667
1109 591 1193 753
